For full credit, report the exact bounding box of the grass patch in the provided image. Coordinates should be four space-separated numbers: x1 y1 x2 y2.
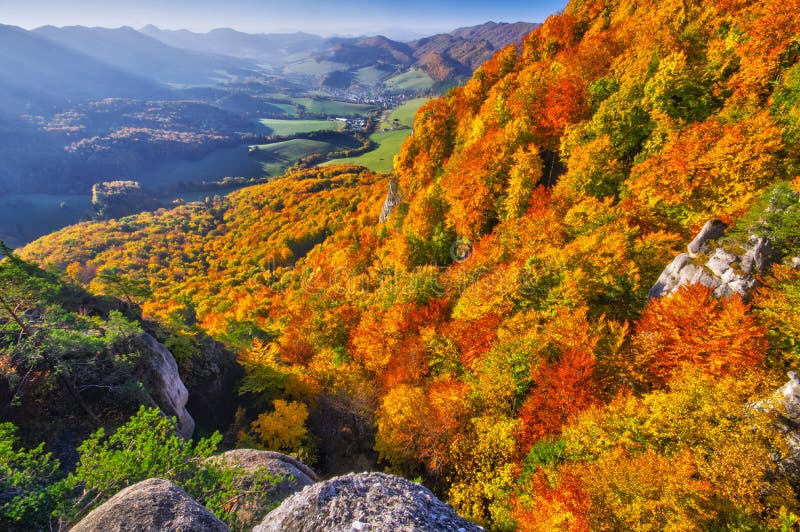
318 99 429 174
268 102 299 117
284 60 349 76
258 119 343 136
383 97 429 128
357 65 395 86
320 129 411 174
384 70 435 92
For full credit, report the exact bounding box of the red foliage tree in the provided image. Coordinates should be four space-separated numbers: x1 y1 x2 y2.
632 283 767 388
518 349 599 451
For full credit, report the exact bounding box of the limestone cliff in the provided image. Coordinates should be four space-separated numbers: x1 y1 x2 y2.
127 333 195 439
379 177 402 223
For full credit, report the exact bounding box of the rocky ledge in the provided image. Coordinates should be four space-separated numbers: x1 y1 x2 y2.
206 449 317 528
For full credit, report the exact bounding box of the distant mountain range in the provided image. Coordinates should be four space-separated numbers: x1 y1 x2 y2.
33 25 258 86
141 21 539 84
0 21 538 116
139 25 327 64
0 24 165 116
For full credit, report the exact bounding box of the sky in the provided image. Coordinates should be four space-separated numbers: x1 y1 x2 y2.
0 0 567 38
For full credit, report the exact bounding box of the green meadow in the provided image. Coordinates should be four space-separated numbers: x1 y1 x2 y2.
258 118 343 136
320 129 408 174
320 98 429 174
383 97 429 128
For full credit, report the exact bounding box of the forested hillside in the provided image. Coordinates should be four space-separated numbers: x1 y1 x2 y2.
17 0 800 529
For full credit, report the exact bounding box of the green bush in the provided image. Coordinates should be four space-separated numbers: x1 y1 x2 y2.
0 423 70 531
1 407 284 529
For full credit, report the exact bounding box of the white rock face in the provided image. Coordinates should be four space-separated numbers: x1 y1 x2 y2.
687 218 727 256
133 333 195 439
776 372 800 454
379 177 401 223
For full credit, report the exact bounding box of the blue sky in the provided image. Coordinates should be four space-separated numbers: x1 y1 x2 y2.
0 0 566 37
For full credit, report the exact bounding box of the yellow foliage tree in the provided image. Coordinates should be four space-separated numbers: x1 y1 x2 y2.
448 415 520 530
249 399 310 456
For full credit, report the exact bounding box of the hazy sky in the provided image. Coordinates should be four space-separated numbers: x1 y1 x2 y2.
0 0 566 37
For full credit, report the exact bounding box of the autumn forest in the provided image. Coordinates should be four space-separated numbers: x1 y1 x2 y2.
5 0 800 529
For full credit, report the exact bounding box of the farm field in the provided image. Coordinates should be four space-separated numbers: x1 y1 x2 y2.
283 59 347 76
382 97 428 127
320 98 429 173
258 118 343 136
356 65 395 86
293 97 376 116
249 134 361 174
265 101 299 116
320 129 409 174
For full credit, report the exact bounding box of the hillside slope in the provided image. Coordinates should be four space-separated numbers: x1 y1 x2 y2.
18 0 800 529
451 21 540 48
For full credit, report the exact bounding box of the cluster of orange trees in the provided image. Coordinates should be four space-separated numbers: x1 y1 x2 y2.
21 0 800 528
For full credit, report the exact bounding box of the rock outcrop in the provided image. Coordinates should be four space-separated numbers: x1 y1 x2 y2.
649 218 781 300
71 478 228 532
749 373 800 483
773 373 800 458
307 391 379 476
206 449 317 528
128 333 195 439
254 472 483 532
379 177 401 223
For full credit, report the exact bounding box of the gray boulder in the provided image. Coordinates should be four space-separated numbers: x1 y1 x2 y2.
71 478 228 532
254 472 483 532
205 449 316 528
